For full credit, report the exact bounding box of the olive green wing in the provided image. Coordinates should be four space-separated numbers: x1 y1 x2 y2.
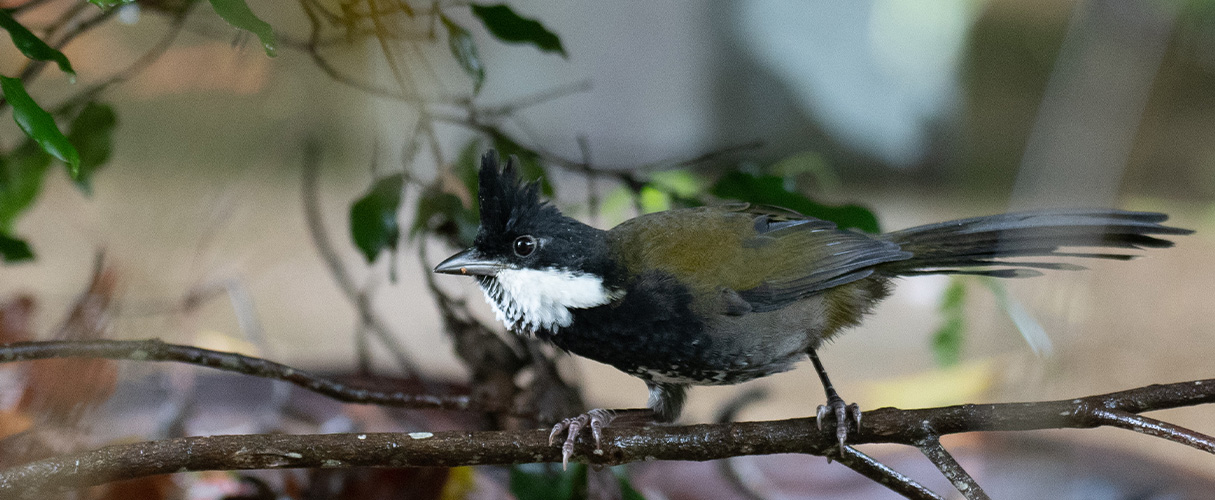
609 204 910 314
730 204 910 312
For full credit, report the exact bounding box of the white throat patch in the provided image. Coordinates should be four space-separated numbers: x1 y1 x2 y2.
479 268 623 334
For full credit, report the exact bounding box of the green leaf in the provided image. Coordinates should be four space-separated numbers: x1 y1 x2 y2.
490 133 552 196
65 102 117 194
350 174 404 262
410 189 479 248
441 15 485 93
931 277 968 367
208 0 277 57
0 142 53 233
710 171 880 233
1 77 79 177
0 11 74 76
0 232 34 263
510 463 587 500
470 4 566 57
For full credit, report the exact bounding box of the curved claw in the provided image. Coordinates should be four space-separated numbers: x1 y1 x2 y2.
547 410 617 470
816 398 863 452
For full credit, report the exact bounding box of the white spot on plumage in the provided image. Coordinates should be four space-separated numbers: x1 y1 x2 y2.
479 267 623 334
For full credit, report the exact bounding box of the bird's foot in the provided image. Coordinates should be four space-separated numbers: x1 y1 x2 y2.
548 408 616 469
816 395 861 452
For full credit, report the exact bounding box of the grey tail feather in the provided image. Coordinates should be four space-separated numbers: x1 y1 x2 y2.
876 209 1192 278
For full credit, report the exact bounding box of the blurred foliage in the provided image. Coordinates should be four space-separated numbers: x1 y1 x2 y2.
0 142 53 235
0 232 34 263
471 4 567 57
66 102 117 195
350 174 405 262
207 0 277 57
442 15 486 94
0 10 75 76
1 77 79 176
509 464 645 500
931 277 969 367
711 171 880 233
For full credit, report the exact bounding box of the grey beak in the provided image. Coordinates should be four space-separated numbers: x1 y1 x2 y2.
434 248 502 276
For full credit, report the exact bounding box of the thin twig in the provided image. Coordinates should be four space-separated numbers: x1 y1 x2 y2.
298 0 418 102
300 141 420 376
53 9 191 115
1088 407 1215 453
917 437 988 500
836 446 941 500
17 7 114 83
479 80 594 117
6 0 57 16
0 339 470 410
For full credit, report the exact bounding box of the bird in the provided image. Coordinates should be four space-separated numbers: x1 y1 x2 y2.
433 150 1191 467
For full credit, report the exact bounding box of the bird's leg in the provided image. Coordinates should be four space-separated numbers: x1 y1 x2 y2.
547 383 686 469
809 349 861 451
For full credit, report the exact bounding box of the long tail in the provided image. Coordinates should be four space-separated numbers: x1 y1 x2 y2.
876 209 1192 277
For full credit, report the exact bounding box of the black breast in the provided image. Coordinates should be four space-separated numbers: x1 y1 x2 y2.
540 271 738 384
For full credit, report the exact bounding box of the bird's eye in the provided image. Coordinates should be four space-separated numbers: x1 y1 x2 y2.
513 235 537 257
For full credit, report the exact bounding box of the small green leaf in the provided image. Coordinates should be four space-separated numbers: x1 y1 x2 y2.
931 277 968 367
0 232 34 263
65 102 117 194
441 15 485 93
0 11 74 76
0 142 53 232
1 76 79 176
490 133 552 196
510 463 587 500
350 174 404 262
470 4 566 57
208 0 278 57
710 171 880 233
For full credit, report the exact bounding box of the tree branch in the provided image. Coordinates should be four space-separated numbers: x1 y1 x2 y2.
0 339 471 411
917 437 988 500
0 364 1209 495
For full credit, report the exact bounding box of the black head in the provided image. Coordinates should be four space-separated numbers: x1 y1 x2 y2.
434 151 612 279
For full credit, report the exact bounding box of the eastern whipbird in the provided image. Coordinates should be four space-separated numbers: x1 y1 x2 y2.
434 151 1191 467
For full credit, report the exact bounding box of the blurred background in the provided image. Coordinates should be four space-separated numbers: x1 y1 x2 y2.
2 0 1214 498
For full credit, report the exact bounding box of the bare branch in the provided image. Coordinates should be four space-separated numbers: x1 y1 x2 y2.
836 446 941 500
917 438 988 500
1087 407 1215 453
0 358 1208 496
0 339 470 411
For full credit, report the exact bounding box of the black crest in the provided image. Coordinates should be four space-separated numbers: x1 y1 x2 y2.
476 150 561 244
